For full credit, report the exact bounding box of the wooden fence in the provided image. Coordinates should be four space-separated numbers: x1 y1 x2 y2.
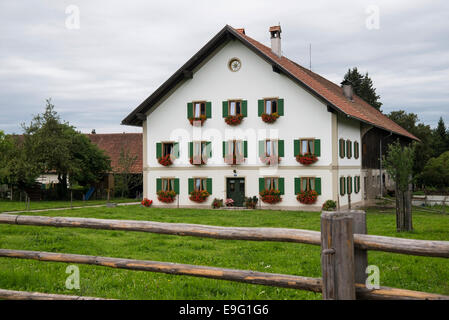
0 211 448 300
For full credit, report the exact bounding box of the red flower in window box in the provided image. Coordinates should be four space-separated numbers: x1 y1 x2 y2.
259 189 282 204
189 115 207 126
190 156 207 165
189 190 210 203
261 112 280 123
296 153 318 165
225 114 243 126
141 198 153 207
260 155 281 165
297 190 318 204
158 154 173 166
157 190 176 203
224 155 245 165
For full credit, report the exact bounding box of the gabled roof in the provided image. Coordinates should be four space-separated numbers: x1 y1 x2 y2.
122 25 418 141
87 133 142 174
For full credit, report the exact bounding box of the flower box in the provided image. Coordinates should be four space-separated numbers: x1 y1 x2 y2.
260 155 281 165
157 190 176 203
296 153 318 165
190 156 207 165
189 115 207 126
225 114 243 126
224 155 245 165
297 190 318 204
158 154 173 166
261 112 280 123
259 189 282 204
189 190 210 203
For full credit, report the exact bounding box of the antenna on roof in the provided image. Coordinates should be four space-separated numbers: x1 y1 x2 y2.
309 43 312 71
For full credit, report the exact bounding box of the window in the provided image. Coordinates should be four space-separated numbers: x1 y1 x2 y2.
300 139 315 155
264 177 279 190
339 139 346 158
346 140 352 159
354 141 359 159
228 100 242 116
295 177 321 195
264 98 278 114
193 141 208 157
161 178 175 192
265 140 277 157
347 176 353 194
194 178 208 191
193 101 206 118
300 177 315 192
162 142 174 157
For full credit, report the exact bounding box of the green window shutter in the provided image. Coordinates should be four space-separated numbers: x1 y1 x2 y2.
206 178 212 194
156 142 162 158
222 141 227 157
278 140 284 157
347 141 352 159
187 102 193 119
156 178 162 192
294 139 300 156
206 141 212 158
243 141 248 157
242 100 247 117
188 178 194 194
259 178 265 192
315 177 321 195
295 177 301 195
277 98 284 116
314 139 321 157
173 142 179 158
339 139 345 158
206 102 212 119
222 101 228 118
278 178 285 195
258 140 265 157
174 178 179 195
350 176 353 194
258 99 264 116
189 142 193 158
340 177 346 195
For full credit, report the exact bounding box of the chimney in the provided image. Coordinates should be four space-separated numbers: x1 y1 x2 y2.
91 129 96 134
269 25 282 57
236 28 245 35
341 80 354 101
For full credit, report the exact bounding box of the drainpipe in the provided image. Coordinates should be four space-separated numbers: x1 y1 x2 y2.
379 131 393 197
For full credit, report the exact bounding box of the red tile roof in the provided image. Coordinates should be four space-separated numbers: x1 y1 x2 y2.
231 26 418 140
87 133 142 173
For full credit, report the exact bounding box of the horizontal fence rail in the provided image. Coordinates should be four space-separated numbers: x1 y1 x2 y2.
0 288 110 300
1 214 448 258
1 249 448 300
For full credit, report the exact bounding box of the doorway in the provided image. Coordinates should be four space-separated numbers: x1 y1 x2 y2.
226 178 245 207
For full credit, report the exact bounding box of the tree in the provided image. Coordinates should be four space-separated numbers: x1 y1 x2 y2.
433 117 448 157
344 67 382 110
22 99 111 198
419 151 449 189
114 146 141 198
384 141 415 232
0 130 13 183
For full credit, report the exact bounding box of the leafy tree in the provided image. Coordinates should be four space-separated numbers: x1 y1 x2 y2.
343 67 382 110
0 131 13 183
419 151 449 189
22 99 111 198
384 140 415 232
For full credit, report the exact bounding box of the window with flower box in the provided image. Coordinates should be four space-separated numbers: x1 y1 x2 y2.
189 141 211 165
222 100 247 125
188 177 212 193
346 140 352 159
294 177 321 195
294 138 321 164
339 139 346 158
223 140 247 164
187 101 211 124
258 139 284 157
156 142 179 166
258 98 284 123
258 177 284 194
156 178 179 203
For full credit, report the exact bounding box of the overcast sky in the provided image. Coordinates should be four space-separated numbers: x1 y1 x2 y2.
1 0 448 134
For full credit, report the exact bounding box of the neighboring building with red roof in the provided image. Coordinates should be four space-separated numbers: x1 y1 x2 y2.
122 25 416 209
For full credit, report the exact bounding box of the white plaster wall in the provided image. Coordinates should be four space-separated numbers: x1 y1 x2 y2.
337 168 363 207
337 116 362 167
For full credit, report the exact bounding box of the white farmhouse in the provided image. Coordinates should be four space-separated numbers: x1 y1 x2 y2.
122 25 417 210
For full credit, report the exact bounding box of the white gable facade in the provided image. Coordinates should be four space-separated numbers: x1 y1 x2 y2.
139 37 363 210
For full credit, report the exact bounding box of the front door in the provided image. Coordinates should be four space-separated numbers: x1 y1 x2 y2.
226 178 245 207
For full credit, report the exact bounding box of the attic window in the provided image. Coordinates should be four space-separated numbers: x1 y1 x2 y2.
228 100 242 116
193 101 206 118
264 98 278 114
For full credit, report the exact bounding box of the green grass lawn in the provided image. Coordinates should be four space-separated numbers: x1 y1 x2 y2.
0 198 138 213
0 206 448 300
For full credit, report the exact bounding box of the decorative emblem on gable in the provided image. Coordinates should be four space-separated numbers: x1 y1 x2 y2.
228 57 241 72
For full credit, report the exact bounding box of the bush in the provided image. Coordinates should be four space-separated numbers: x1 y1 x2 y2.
211 198 223 209
322 200 337 211
244 196 258 209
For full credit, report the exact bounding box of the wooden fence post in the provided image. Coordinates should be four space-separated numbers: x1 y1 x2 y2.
349 210 368 285
321 211 356 300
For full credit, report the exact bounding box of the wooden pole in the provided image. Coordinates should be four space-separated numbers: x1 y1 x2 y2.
320 211 356 300
350 210 368 285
